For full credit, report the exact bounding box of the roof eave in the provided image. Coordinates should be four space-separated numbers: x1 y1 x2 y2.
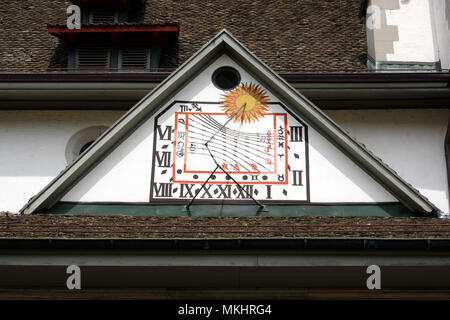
1 237 450 251
1 72 450 83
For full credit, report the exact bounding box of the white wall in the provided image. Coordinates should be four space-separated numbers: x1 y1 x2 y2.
367 0 440 65
0 110 124 212
385 0 438 62
0 108 448 213
326 109 449 213
430 0 450 70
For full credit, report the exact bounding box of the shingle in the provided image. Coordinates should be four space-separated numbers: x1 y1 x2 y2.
0 0 367 72
1 215 449 239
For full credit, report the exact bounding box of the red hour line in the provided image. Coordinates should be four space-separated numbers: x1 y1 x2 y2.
184 112 277 174
273 113 277 174
183 113 188 173
171 111 290 185
283 113 289 185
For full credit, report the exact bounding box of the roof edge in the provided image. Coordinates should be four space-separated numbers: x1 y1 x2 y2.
1 72 449 83
1 237 450 251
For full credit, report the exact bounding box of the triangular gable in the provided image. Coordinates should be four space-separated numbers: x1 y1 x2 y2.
20 30 439 215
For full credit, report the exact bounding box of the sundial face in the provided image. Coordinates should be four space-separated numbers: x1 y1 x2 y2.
150 82 310 203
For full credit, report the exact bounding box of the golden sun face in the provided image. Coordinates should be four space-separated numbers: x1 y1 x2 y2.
220 82 270 124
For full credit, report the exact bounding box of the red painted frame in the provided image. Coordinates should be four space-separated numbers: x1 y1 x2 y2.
172 112 290 185
48 25 179 34
48 25 179 45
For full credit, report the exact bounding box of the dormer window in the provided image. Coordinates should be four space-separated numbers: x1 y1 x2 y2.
48 1 177 72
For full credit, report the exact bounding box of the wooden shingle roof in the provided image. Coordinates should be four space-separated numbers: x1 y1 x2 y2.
0 0 367 72
1 214 450 239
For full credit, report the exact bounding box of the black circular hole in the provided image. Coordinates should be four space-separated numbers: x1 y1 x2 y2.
212 66 241 90
79 140 94 155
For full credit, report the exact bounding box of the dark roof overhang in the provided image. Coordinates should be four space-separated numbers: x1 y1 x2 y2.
281 72 450 84
1 72 449 83
47 24 179 45
0 237 450 251
1 72 449 110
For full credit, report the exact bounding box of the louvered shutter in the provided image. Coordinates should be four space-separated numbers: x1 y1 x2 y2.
120 47 150 70
91 8 117 23
77 46 110 69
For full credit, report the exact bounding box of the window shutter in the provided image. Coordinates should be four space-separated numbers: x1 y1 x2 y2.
91 8 117 23
120 47 150 70
77 46 110 69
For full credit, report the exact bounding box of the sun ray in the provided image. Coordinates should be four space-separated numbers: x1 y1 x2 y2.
220 82 270 124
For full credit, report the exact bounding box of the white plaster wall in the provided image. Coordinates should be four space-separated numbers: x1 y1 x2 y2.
62 55 396 205
385 0 438 62
308 127 395 203
60 111 156 203
0 110 124 212
0 107 447 212
431 0 450 70
326 109 449 213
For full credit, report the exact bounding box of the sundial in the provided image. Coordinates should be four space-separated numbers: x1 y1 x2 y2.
150 66 309 204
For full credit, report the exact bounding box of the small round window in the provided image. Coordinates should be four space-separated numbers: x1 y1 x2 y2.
212 66 241 90
65 126 108 164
